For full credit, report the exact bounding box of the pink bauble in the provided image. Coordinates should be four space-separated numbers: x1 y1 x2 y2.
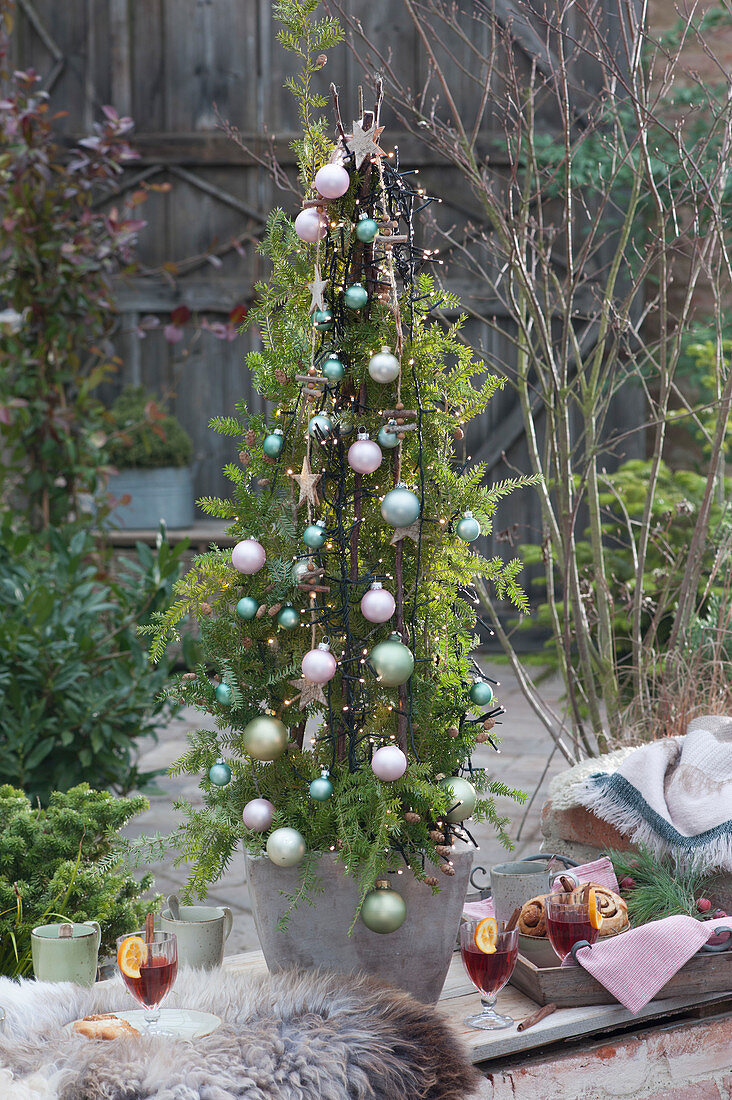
301 644 337 684
371 745 408 782
231 538 266 574
294 208 328 243
361 583 396 624
242 798 275 832
314 163 350 200
347 436 382 474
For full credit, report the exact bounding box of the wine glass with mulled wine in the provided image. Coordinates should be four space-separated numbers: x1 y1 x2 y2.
459 918 519 1030
117 930 178 1032
546 891 601 962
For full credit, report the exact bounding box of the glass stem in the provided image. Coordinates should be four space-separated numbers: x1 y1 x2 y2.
143 1006 160 1026
481 994 497 1014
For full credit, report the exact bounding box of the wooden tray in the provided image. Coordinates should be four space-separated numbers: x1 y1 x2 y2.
509 949 732 1008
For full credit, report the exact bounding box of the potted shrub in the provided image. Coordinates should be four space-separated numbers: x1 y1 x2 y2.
106 386 195 529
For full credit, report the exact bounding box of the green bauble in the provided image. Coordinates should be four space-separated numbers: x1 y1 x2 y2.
355 216 379 243
208 761 232 786
303 521 327 550
263 429 285 458
469 681 494 706
308 414 333 438
236 596 259 621
440 776 477 823
309 770 334 801
313 308 333 330
322 354 345 383
360 882 407 934
456 511 481 542
266 827 306 867
242 715 288 761
369 633 415 686
215 682 233 706
277 604 300 630
377 419 400 449
380 484 421 527
344 282 368 310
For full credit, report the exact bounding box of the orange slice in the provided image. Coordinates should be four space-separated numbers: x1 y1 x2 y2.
474 916 498 954
117 936 146 979
588 888 604 931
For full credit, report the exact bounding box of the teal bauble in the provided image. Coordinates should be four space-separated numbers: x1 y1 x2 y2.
236 596 259 621
313 308 333 330
469 680 494 706
242 715 288 761
355 216 379 243
377 419 400 449
440 776 477 823
215 682 233 706
266 827 306 867
456 511 481 543
208 761 232 786
360 882 407 934
344 282 369 310
303 521 327 550
322 354 346 382
309 770 334 801
308 414 333 438
277 604 300 630
263 429 285 458
369 633 415 686
380 484 421 528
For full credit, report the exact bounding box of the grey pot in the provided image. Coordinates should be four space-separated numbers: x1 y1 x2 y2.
245 849 473 1003
107 466 194 529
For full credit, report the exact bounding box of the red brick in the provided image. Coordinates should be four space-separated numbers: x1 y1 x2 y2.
541 799 633 851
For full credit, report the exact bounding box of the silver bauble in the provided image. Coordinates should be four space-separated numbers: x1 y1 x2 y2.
360 883 407 934
242 715 288 761
368 346 401 384
380 484 421 528
439 776 477 823
369 633 415 686
266 826 307 867
293 557 314 584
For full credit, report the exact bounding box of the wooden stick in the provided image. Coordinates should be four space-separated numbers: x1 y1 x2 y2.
517 1003 557 1031
145 911 155 966
504 906 522 932
382 409 418 417
295 374 327 384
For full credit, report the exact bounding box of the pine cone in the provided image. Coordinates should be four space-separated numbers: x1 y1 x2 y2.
424 876 439 887
429 829 445 843
435 845 452 857
454 427 464 441
242 637 253 649
475 730 490 743
447 726 459 738
240 452 251 467
245 429 256 447
483 717 496 730
274 369 288 384
199 602 212 616
404 811 421 824
181 672 196 682
440 864 456 877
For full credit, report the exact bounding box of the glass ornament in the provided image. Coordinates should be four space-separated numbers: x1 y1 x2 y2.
292 557 314 584
266 827 306 867
313 308 333 330
380 484 421 528
314 163 350 199
301 641 337 684
308 414 333 438
231 538 266 575
302 521 327 550
360 581 395 624
236 596 259 621
369 633 415 686
242 797 275 832
360 882 407 934
440 776 477 823
355 216 379 243
277 604 300 630
347 432 382 474
294 207 327 242
344 282 369 310
469 681 494 706
371 744 408 781
263 428 285 458
215 682 233 706
309 770 334 801
456 510 481 543
242 715 288 761
377 419 400 449
368 346 400 384
208 761 232 786
322 354 346 382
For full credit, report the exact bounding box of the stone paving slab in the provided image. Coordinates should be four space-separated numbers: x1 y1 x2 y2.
123 666 569 955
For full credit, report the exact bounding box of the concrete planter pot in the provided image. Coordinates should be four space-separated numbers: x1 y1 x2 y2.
107 466 194 529
245 848 473 1003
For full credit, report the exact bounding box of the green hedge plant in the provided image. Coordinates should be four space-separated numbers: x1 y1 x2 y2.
106 386 193 470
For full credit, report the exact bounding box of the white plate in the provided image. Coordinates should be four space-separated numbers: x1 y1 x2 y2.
71 1009 222 1040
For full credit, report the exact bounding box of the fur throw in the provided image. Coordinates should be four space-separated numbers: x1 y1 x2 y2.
0 966 481 1100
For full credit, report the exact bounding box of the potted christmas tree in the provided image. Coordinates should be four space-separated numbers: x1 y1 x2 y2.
150 4 533 1003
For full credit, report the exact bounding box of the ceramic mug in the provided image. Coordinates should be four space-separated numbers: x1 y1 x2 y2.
31 921 101 986
160 901 233 970
490 859 579 928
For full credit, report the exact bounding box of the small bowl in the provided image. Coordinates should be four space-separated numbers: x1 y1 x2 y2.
518 933 560 969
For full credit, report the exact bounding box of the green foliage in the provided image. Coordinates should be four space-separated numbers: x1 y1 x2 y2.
0 784 160 977
0 520 186 803
106 386 193 469
610 846 715 926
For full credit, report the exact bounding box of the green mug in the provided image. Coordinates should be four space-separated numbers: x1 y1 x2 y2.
31 921 101 986
160 900 233 970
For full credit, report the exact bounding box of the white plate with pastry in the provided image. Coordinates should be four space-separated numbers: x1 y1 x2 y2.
70 1009 221 1040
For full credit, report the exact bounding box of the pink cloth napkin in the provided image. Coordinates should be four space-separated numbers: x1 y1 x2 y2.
563 914 716 1013
462 856 619 921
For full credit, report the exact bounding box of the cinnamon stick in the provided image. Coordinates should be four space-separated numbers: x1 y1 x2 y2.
504 906 522 932
557 875 576 893
581 882 592 904
145 911 155 965
517 1003 557 1031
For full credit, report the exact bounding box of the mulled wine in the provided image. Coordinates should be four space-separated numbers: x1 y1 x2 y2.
461 941 518 996
121 955 178 1009
545 896 599 962
459 922 519 1031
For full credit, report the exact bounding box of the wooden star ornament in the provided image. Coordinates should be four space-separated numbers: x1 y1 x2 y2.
288 676 327 709
390 521 422 546
290 454 322 507
307 265 328 312
347 119 385 169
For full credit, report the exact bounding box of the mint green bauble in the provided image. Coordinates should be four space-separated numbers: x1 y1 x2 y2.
360 883 407 934
309 770 334 801
456 511 481 542
313 309 333 330
263 429 285 458
380 484 421 527
440 776 477 823
303 521 327 550
215 682 233 706
344 282 368 309
266 827 306 867
308 414 333 438
369 633 415 686
355 216 379 243
469 681 494 706
236 596 259 620
242 716 288 761
277 604 300 630
377 419 400 449
322 354 345 382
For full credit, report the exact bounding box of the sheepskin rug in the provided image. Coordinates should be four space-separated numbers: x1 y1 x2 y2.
0 966 481 1100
